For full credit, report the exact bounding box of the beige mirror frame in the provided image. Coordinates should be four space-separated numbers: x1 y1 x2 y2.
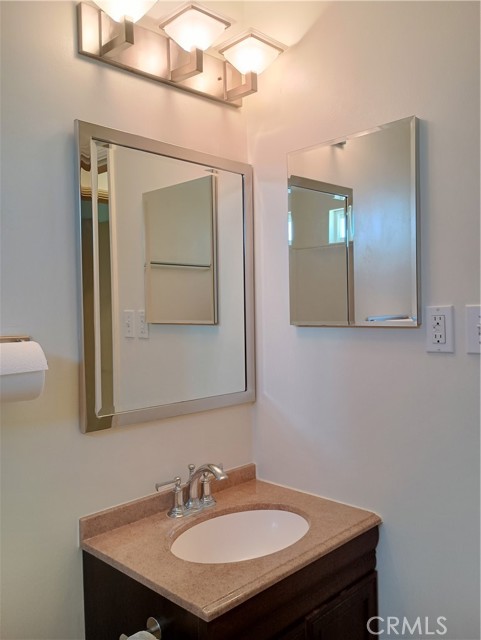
76 120 255 432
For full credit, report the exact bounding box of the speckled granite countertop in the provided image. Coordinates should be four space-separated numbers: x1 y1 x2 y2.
80 464 381 622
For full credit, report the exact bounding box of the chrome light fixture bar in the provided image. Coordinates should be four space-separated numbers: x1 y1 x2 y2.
77 2 286 106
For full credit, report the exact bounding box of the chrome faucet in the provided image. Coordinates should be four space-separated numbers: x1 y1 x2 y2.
155 463 227 518
186 463 227 511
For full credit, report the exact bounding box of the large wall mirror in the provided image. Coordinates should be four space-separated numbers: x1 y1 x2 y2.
76 121 255 432
288 116 420 327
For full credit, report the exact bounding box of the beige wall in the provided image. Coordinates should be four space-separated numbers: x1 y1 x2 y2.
248 2 479 638
0 3 252 639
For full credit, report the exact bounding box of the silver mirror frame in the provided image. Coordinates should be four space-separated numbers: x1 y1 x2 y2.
75 120 255 432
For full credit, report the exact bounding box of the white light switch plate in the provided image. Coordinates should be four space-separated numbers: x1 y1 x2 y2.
426 305 454 353
465 305 481 354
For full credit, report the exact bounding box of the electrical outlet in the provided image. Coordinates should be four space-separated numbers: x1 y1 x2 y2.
432 314 446 344
138 310 149 339
465 305 481 354
426 305 454 353
123 310 135 338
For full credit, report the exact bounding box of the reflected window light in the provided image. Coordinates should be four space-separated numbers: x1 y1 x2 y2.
328 208 346 244
288 211 293 246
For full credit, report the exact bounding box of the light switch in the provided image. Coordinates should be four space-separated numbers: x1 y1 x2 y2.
465 305 481 354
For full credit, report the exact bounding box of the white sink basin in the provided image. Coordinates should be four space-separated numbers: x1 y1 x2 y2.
170 509 309 564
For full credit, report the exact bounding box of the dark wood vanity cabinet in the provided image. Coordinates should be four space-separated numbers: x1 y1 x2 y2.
83 527 378 640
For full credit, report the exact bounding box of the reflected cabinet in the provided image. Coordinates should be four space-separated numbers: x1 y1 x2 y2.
288 116 420 328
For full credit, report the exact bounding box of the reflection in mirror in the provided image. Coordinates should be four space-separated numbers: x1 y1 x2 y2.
77 121 255 432
288 116 420 328
144 174 217 325
289 178 353 325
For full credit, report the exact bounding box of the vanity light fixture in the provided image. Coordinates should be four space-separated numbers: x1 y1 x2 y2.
158 2 230 83
93 0 157 23
219 30 286 75
219 30 286 100
77 1 286 106
159 3 230 52
91 0 156 56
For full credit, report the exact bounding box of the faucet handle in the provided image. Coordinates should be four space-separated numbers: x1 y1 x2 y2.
155 476 182 492
200 472 216 507
155 476 186 518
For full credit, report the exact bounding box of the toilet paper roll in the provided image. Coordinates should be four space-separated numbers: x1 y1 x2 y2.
0 341 48 402
123 632 157 640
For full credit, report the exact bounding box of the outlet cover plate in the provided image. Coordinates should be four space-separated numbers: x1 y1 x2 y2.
426 305 454 353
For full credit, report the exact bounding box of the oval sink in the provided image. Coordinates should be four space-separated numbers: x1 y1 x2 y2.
170 509 309 564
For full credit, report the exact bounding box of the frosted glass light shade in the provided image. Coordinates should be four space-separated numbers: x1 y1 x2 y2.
94 0 156 23
161 3 230 52
220 31 285 75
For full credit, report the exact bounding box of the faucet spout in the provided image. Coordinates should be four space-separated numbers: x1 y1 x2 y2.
187 463 227 511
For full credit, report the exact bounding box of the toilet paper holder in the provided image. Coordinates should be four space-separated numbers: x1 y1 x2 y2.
119 616 162 640
0 335 49 402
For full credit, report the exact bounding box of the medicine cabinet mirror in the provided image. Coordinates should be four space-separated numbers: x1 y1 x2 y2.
288 116 420 327
76 121 255 432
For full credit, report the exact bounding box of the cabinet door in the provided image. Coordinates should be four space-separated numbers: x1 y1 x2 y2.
305 572 377 640
83 552 199 640
276 622 306 640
